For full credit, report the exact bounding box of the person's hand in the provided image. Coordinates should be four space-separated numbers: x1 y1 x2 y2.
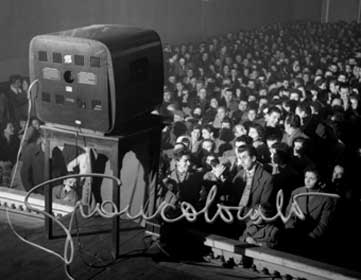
212 164 226 179
246 236 256 244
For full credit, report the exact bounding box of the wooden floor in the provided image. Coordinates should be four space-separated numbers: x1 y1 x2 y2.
0 210 263 280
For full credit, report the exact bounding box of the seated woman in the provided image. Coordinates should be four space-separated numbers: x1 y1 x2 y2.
281 166 338 257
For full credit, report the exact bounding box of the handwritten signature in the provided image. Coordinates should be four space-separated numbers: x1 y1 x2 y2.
8 173 340 280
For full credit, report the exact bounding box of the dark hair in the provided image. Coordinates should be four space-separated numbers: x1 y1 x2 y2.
235 135 253 146
304 165 321 180
285 113 301 128
9 74 21 84
271 142 291 165
202 124 215 135
268 106 282 116
248 123 265 141
173 148 191 161
266 133 280 142
297 102 312 116
293 136 307 145
237 145 257 158
192 124 202 131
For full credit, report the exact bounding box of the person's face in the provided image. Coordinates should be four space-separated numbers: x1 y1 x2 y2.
238 150 256 170
247 80 255 89
267 112 280 127
338 74 346 83
248 127 259 141
221 121 231 129
304 171 318 189
22 80 29 91
169 76 176 83
176 82 183 92
234 124 247 137
202 129 212 139
290 92 300 101
210 98 218 108
332 165 344 182
186 69 193 77
4 123 14 135
266 140 277 151
350 98 358 110
191 129 201 140
248 95 257 102
247 110 257 121
284 122 292 135
238 101 248 111
303 73 310 83
225 90 232 100
64 177 77 189
14 79 21 89
202 140 213 152
331 98 342 107
329 82 338 94
259 89 267 96
199 88 207 99
295 106 304 118
293 141 303 155
205 155 216 166
345 64 352 73
163 91 171 102
329 64 338 73
19 120 26 129
31 119 40 130
176 155 191 173
217 107 226 119
340 87 349 99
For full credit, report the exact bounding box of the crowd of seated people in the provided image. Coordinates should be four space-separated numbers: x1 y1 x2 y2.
1 20 361 266
0 74 84 204
0 74 39 188
156 21 361 266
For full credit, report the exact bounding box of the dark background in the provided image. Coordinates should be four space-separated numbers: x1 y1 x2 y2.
0 0 359 80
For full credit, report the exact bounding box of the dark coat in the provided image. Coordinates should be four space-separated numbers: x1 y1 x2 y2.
240 220 280 248
228 163 276 214
0 93 11 128
167 169 203 207
6 90 28 123
0 135 20 165
285 186 338 240
20 142 44 192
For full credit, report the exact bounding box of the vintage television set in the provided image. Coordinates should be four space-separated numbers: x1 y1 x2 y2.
29 24 163 134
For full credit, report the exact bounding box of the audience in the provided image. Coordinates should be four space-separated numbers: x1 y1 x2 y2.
1 20 361 264
156 20 361 262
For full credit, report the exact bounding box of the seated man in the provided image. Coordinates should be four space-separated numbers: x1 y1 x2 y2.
158 149 207 259
282 166 338 257
228 145 276 216
160 149 203 210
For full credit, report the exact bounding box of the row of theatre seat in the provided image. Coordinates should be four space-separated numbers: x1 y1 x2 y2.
204 233 361 280
2 188 360 280
144 220 361 280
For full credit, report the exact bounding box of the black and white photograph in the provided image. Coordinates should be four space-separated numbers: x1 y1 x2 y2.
0 1 361 279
